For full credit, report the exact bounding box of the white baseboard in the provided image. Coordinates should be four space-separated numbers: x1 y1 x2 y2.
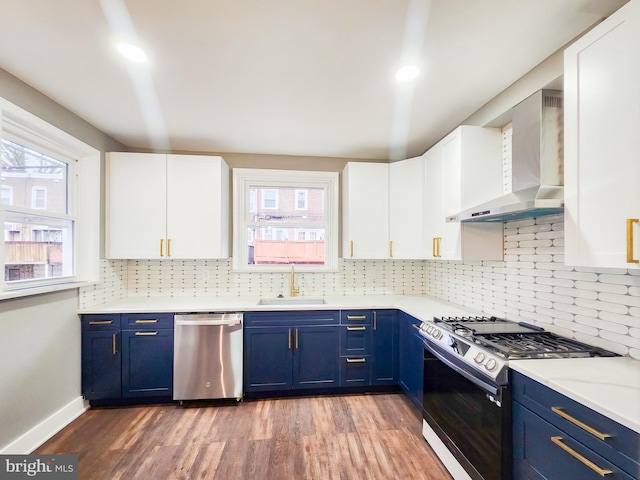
0 396 87 454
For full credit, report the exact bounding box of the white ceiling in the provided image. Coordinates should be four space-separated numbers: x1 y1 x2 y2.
0 0 628 160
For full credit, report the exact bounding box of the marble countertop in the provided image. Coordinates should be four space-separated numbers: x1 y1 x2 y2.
510 357 640 434
79 294 640 434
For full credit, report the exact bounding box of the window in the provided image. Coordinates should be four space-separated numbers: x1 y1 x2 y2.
233 168 338 272
0 97 100 294
295 189 308 210
261 189 278 209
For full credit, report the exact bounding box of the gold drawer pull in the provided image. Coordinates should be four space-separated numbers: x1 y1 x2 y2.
550 436 612 477
288 328 292 350
347 326 366 331
160 238 164 257
89 320 113 325
627 218 639 263
350 240 354 258
346 358 366 363
135 331 158 336
389 240 393 258
135 319 158 324
112 333 117 355
551 407 611 441
346 315 366 320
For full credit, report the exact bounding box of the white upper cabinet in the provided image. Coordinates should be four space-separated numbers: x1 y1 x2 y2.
106 152 229 259
425 125 504 261
389 156 426 259
342 162 390 259
564 0 640 269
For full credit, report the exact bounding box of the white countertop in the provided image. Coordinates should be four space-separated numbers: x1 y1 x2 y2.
80 294 640 434
510 357 640 434
78 294 479 320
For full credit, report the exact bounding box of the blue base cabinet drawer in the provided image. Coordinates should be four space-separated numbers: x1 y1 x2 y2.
339 356 371 387
512 371 640 480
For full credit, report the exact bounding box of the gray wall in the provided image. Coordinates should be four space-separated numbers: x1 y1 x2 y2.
0 67 124 451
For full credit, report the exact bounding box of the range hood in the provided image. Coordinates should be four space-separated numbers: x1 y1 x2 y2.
447 89 564 223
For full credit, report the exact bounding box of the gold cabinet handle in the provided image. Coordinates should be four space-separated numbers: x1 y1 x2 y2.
295 328 299 349
627 218 639 263
347 326 366 331
160 238 164 257
135 319 158 324
432 237 442 258
167 238 171 257
550 436 612 477
112 333 117 355
135 331 158 336
551 407 611 441
350 240 354 258
288 328 292 350
389 240 393 258
373 311 377 331
89 320 113 325
346 315 367 320
346 358 366 363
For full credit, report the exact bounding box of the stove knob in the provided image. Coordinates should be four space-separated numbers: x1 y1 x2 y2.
426 325 433 334
432 329 442 340
485 359 497 371
474 353 486 364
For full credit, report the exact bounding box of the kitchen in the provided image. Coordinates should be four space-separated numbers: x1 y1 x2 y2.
1 1 639 479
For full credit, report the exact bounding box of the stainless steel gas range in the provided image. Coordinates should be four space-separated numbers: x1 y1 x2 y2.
418 315 617 480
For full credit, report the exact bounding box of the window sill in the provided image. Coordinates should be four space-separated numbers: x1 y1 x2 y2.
0 281 95 302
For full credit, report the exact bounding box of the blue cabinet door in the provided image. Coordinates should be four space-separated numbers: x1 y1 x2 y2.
294 326 340 389
121 329 174 397
244 327 293 391
398 311 423 409
81 330 122 400
371 310 398 385
81 315 121 400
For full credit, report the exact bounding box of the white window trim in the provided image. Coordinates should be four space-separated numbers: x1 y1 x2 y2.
1 185 12 205
261 188 279 210
0 97 100 298
232 168 339 272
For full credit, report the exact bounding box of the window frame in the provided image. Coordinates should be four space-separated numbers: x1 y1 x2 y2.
0 97 100 297
232 168 339 272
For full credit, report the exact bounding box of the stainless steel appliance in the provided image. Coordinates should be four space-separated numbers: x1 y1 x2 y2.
447 89 564 223
418 315 617 480
173 313 243 402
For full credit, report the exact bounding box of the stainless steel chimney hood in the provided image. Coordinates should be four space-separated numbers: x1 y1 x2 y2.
447 89 564 223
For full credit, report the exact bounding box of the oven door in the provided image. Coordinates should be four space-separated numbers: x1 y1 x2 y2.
422 341 511 480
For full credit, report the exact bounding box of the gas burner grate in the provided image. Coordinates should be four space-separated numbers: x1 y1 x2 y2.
474 332 618 359
434 315 504 324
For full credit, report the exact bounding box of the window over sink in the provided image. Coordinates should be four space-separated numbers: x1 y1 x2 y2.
233 168 338 272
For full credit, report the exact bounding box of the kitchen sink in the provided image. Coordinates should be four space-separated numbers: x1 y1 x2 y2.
258 297 327 306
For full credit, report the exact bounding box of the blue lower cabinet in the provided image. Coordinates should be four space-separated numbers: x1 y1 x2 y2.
398 311 423 409
371 310 398 385
244 311 340 393
294 326 340 388
513 371 640 480
244 327 293 391
81 315 122 400
81 313 174 401
121 328 174 397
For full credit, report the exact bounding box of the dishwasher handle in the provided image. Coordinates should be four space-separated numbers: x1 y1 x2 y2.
174 314 243 327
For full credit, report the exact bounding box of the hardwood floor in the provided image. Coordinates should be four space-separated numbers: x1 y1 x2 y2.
35 393 452 480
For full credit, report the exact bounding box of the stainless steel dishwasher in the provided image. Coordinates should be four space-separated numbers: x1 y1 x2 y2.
173 313 243 402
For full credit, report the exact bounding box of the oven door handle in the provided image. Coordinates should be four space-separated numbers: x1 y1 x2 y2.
425 342 500 397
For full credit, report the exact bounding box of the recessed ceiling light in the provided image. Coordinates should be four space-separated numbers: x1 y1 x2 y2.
395 65 420 82
116 42 148 63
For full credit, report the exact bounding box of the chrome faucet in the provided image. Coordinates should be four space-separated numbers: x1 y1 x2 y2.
290 265 300 297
